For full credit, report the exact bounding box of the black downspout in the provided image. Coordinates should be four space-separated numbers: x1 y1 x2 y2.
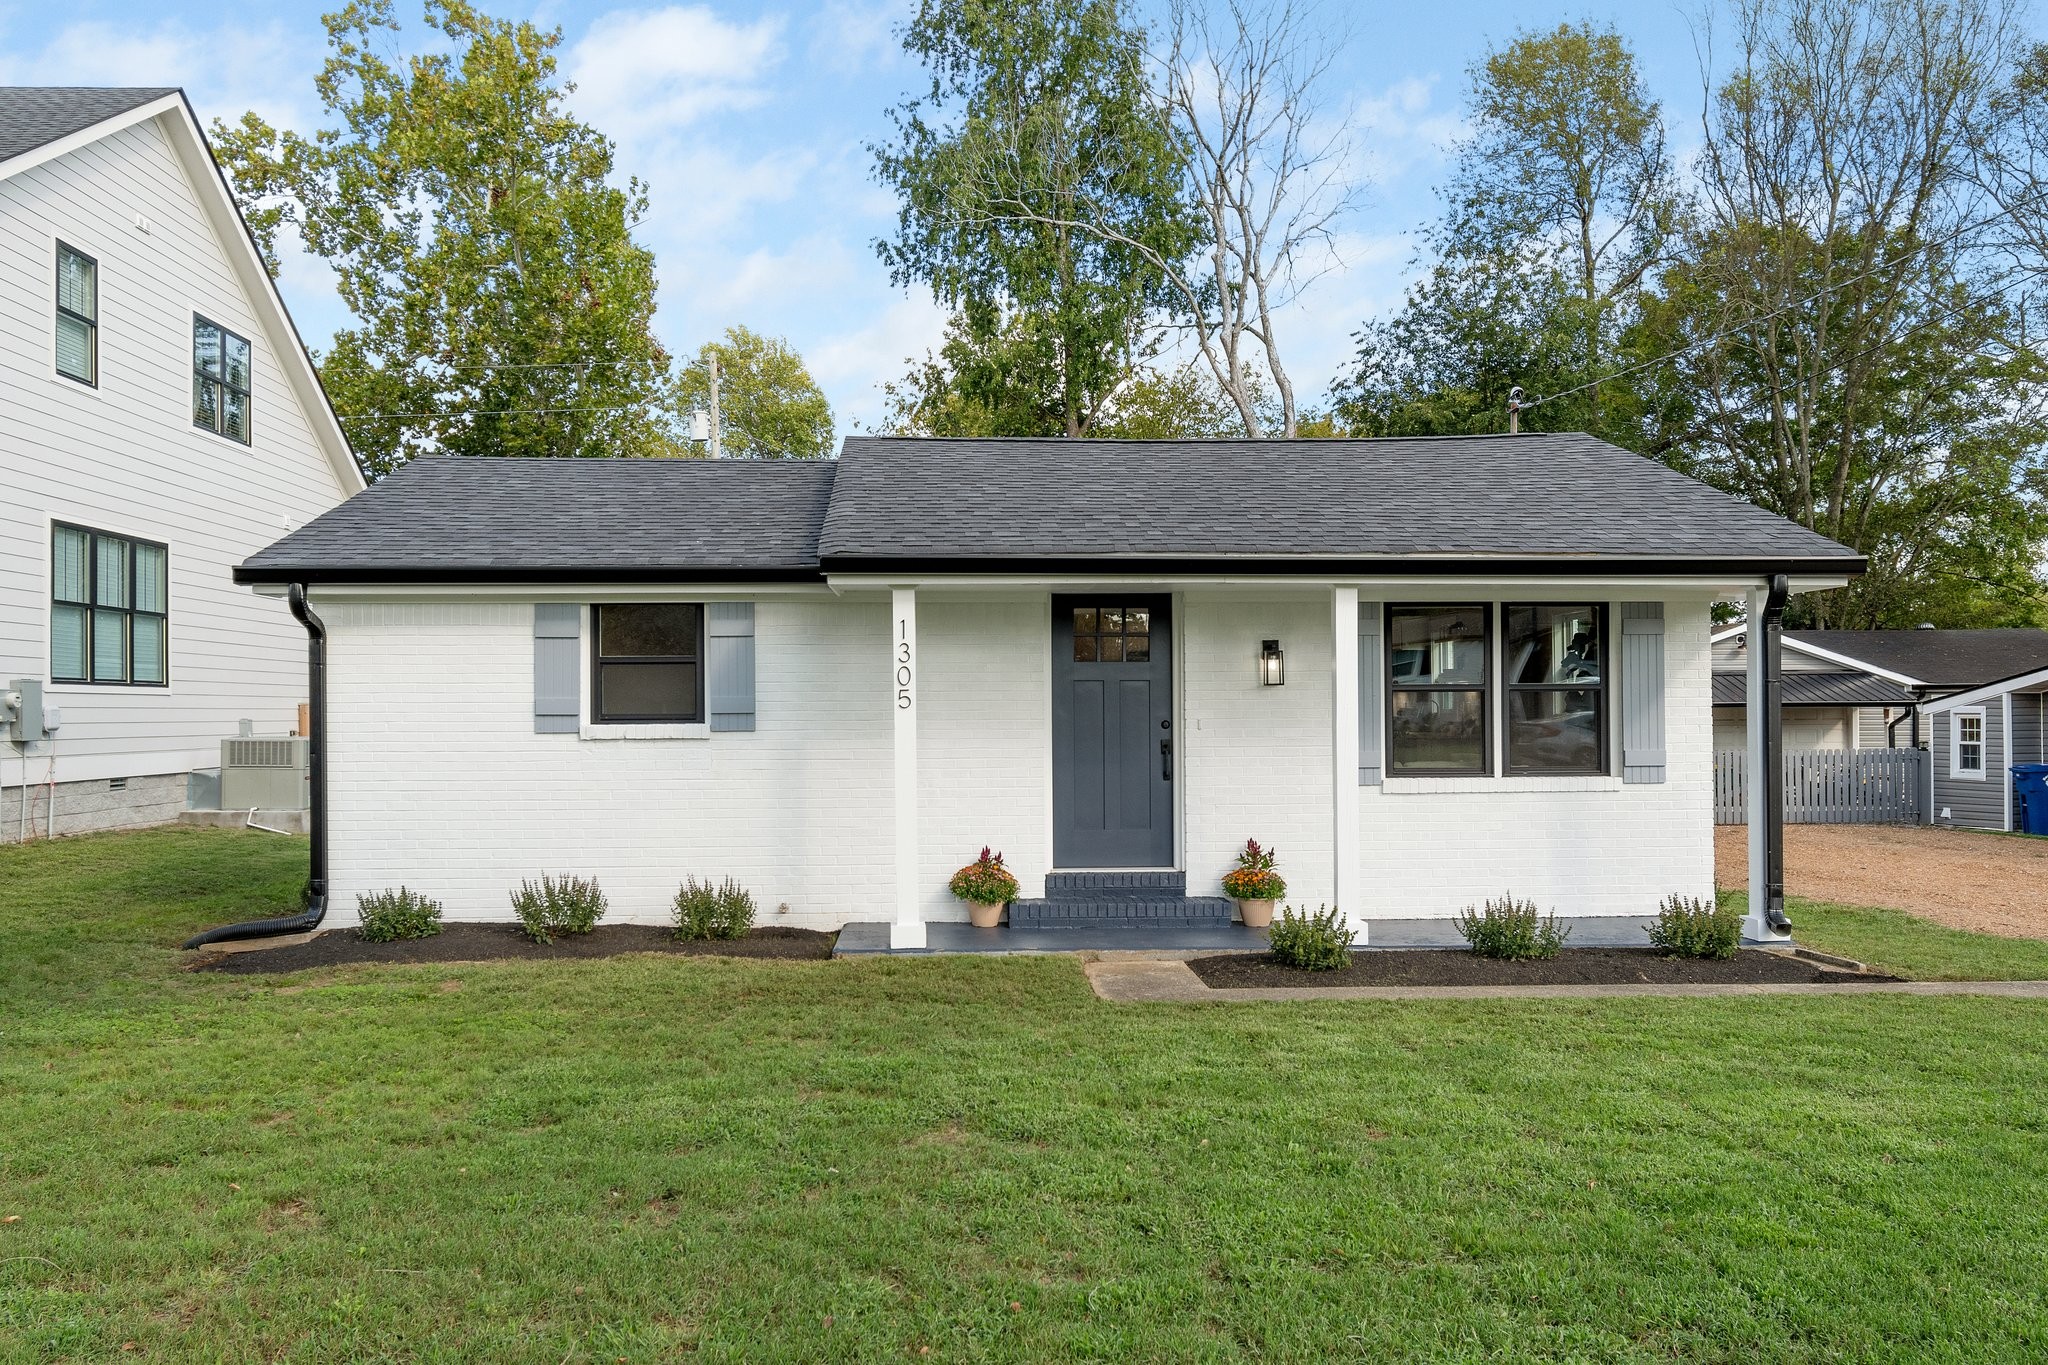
1761 574 1792 935
182 584 328 948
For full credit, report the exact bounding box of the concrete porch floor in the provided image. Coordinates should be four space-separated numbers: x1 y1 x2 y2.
833 915 1663 956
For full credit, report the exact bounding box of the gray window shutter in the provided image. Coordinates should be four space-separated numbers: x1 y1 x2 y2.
708 602 756 732
1621 602 1666 783
1358 603 1383 785
534 603 581 733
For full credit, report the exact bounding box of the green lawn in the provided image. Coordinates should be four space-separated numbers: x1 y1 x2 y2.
5 829 2048 1362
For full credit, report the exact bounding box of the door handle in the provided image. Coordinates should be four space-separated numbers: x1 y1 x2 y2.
1161 738 1173 781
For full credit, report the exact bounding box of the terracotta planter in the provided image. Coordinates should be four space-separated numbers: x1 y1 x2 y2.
964 898 1006 928
1235 898 1276 928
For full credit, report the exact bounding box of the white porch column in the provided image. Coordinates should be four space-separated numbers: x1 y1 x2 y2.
1744 585 1769 940
1331 587 1363 944
890 587 925 949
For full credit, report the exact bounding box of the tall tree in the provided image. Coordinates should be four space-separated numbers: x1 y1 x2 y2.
873 0 1193 437
875 312 1073 437
675 327 835 459
212 0 678 475
1653 0 2046 627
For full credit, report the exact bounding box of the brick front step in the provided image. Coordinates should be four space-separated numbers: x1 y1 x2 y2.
1008 895 1234 926
1041 870 1187 901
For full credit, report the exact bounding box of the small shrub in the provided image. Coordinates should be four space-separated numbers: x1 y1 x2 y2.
1455 894 1570 960
356 887 442 942
1649 894 1743 960
1220 838 1287 901
1268 903 1352 971
673 877 757 941
510 874 608 945
948 847 1020 906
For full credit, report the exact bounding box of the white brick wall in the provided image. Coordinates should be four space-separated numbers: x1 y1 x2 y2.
321 588 1716 930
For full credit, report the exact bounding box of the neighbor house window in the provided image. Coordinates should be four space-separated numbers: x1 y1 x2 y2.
56 244 97 384
1954 709 1986 778
192 315 252 443
1386 605 1490 774
1505 604 1606 774
591 604 701 723
51 524 168 686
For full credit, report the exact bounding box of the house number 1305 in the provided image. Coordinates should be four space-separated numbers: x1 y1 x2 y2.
896 621 914 709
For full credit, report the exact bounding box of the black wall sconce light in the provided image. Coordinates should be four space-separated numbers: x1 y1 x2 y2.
1259 639 1285 686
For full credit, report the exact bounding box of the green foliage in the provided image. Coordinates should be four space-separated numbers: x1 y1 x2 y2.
1267 903 1352 971
948 847 1020 905
672 877 757 941
210 0 680 475
509 873 607 944
674 326 833 459
1649 894 1743 960
1219 838 1286 901
356 887 444 942
1455 895 1570 960
873 0 1194 436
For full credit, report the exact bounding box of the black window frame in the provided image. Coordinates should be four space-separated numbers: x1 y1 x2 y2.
1385 603 1493 777
191 314 253 445
50 523 169 688
1503 602 1609 776
590 603 705 725
55 242 98 386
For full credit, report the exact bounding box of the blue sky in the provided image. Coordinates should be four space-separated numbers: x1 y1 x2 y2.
3 0 1740 435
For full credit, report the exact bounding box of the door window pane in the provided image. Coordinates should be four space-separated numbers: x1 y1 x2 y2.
1099 634 1124 662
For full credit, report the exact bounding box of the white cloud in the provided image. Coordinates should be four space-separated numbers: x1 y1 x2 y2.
805 291 950 429
566 6 786 140
0 17 320 131
804 0 909 76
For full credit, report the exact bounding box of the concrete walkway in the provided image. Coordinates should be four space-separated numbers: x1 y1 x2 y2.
1084 958 2048 1003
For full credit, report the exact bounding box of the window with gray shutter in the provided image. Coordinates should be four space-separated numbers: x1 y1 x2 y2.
1358 605 1382 784
533 603 581 733
1620 602 1666 783
707 603 756 731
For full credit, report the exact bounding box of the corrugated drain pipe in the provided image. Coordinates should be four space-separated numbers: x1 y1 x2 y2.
182 584 328 948
1761 574 1793 935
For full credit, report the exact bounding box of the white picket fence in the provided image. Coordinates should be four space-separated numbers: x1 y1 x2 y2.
1714 748 1925 825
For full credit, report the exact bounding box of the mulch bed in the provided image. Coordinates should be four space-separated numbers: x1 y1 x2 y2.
193 924 834 974
1186 946 1900 989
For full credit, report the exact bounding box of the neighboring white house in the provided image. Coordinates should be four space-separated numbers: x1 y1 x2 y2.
230 434 1863 946
0 88 364 840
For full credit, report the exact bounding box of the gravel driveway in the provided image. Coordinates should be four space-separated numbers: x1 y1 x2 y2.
1715 823 2048 939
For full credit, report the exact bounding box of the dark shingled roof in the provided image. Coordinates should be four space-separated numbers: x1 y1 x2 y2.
818 434 1862 569
238 457 837 582
0 87 177 166
1787 629 2048 690
238 434 1867 583
1711 671 1914 708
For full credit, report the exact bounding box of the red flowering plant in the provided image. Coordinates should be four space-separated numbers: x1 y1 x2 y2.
1220 838 1287 900
948 846 1020 906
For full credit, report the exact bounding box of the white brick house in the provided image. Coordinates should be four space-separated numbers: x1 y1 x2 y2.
218 435 1863 947
0 88 363 839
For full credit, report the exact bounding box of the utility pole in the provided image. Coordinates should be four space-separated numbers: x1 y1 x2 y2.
1507 385 1524 435
708 353 722 460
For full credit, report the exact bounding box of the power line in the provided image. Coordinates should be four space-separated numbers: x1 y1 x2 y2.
1521 193 2048 413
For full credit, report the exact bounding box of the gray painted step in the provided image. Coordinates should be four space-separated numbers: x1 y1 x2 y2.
1009 894 1234 926
1042 870 1186 900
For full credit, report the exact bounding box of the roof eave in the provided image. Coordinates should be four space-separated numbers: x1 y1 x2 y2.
234 562 828 586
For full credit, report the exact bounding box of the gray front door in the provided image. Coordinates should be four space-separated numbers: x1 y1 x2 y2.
1052 596 1174 867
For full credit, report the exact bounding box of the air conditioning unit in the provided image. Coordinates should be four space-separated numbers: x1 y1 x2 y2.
220 737 310 811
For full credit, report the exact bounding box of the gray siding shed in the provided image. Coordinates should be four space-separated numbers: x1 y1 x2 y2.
1931 705 2008 830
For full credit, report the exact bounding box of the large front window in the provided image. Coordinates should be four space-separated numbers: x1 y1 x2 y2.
1505 604 1606 773
1387 605 1490 774
52 525 168 686
591 604 702 723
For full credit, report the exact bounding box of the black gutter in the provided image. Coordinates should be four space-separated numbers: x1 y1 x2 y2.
234 564 830 586
1761 574 1793 935
182 584 329 948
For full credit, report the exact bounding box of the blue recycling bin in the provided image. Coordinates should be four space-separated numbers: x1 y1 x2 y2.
2013 764 2048 836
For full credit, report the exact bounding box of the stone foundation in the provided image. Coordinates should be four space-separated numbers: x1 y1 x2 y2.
0 771 187 843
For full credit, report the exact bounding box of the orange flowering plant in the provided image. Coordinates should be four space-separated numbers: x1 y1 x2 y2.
949 846 1020 906
1220 838 1287 900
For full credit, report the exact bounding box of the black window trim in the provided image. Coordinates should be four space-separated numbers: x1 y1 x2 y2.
55 241 98 387
192 313 253 445
589 602 705 725
50 522 170 688
1502 601 1610 776
1385 602 1494 777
